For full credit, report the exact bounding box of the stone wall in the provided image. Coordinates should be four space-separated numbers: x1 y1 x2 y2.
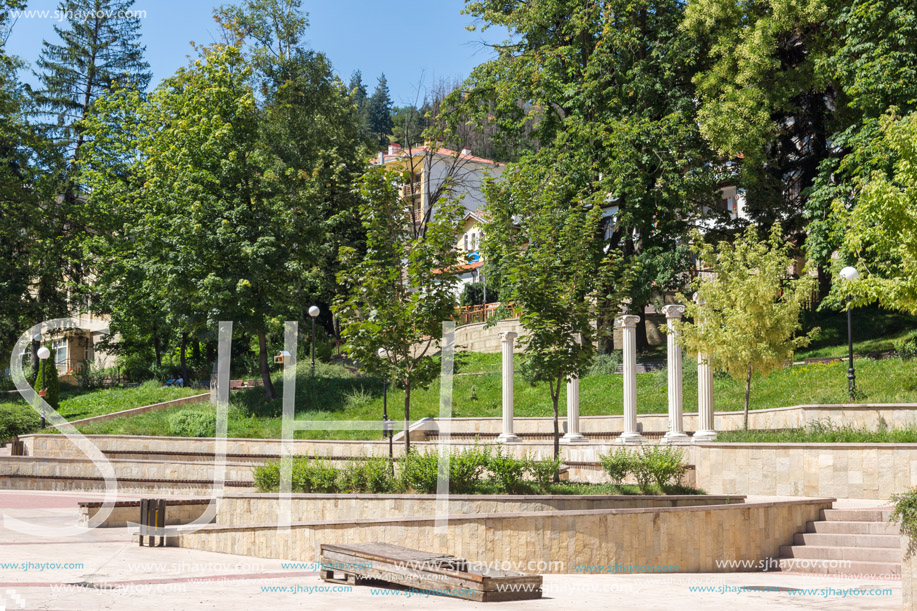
453 319 526 353
67 392 210 427
694 443 917 498
212 493 741 526
904 538 916 610
176 498 833 573
0 456 254 485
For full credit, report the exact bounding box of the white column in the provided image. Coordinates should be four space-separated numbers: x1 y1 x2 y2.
496 331 521 443
561 375 587 444
662 305 690 445
616 315 643 444
694 351 717 442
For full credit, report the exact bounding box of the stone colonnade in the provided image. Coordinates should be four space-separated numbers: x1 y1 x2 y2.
495 307 716 445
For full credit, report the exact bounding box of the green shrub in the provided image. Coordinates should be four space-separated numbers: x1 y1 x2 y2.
588 352 622 376
528 457 561 492
891 487 917 558
398 450 441 494
629 453 655 492
599 447 634 485
167 409 216 437
449 446 491 494
640 445 687 489
488 447 528 494
894 332 917 360
339 457 394 493
253 460 281 492
0 403 40 442
301 459 339 493
33 349 60 411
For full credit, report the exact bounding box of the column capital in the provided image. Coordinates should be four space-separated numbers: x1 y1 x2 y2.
614 314 640 329
498 331 518 342
662 304 686 319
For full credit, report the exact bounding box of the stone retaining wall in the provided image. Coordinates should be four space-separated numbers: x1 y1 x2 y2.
0 456 254 485
211 493 741 526
694 443 917 498
176 498 833 573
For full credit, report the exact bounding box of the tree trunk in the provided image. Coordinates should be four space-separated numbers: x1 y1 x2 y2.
256 330 278 400
191 340 201 375
551 379 560 479
744 364 752 431
635 309 650 354
205 341 216 371
403 382 411 455
152 323 162 368
180 332 190 385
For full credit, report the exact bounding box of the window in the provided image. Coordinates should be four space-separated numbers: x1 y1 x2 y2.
472 233 478 250
52 339 67 370
464 234 469 250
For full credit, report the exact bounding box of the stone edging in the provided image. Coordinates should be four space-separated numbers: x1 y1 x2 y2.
182 497 835 533
67 392 210 426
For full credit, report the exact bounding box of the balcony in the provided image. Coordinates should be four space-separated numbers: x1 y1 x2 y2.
401 182 421 197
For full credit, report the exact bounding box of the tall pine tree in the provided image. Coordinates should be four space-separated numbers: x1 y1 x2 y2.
368 73 393 147
34 0 151 167
31 0 151 316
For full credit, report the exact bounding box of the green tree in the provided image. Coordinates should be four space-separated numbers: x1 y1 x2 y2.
33 347 60 411
348 70 372 144
481 155 610 464
368 74 394 147
675 225 818 429
448 0 718 350
334 165 463 454
830 112 917 315
0 1 52 365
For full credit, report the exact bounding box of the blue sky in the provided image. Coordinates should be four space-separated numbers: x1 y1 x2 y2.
6 0 508 104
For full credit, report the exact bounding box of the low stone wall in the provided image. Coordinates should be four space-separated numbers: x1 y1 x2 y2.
428 404 917 435
0 456 255 486
212 493 741 526
80 499 214 528
177 498 833 573
67 392 210 427
454 319 526 353
695 443 917 498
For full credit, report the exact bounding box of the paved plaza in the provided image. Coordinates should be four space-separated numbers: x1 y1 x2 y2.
0 491 901 610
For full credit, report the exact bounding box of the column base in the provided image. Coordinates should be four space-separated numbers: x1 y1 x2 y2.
661 432 692 445
616 432 644 445
495 433 522 444
560 433 589 444
692 430 717 443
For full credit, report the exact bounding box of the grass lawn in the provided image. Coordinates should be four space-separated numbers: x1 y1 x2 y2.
75 353 917 440
0 381 204 440
796 305 917 359
717 421 917 443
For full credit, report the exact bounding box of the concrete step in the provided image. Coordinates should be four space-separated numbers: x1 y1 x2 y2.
806 520 899 535
821 508 892 522
777 557 901 575
779 544 900 563
793 532 900 548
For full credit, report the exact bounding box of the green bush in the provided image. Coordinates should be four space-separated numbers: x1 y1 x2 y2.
528 457 561 491
891 487 917 558
339 457 394 493
0 403 40 442
449 446 491 494
253 460 281 491
488 447 528 494
167 409 216 437
460 282 500 307
398 450 441 494
895 332 917 360
588 352 621 376
299 459 339 493
33 349 60 411
599 447 634 485
640 445 687 489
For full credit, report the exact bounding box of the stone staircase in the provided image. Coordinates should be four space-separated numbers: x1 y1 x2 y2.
779 506 901 575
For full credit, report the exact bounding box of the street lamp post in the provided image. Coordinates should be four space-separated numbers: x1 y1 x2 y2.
378 348 393 471
840 266 859 401
37 345 50 429
308 306 320 375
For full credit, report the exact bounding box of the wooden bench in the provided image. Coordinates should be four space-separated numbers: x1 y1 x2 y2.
319 542 542 602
